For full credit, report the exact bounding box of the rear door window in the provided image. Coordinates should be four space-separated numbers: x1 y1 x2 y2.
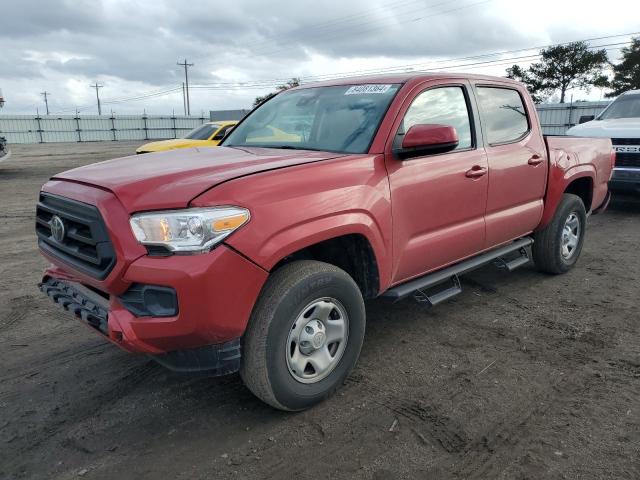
476 87 529 144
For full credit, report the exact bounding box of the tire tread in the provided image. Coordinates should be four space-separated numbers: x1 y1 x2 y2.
240 260 360 411
533 193 586 274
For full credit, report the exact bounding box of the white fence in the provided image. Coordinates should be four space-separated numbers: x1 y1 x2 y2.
0 101 612 144
536 101 610 135
0 114 209 144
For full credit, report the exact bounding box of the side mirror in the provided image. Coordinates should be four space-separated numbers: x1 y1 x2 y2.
394 124 459 159
212 131 226 141
579 115 595 124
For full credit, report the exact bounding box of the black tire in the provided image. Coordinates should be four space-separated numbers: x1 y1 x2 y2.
532 193 587 274
240 260 366 411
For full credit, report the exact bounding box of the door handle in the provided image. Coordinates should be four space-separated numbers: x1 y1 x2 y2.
528 155 543 166
465 166 487 178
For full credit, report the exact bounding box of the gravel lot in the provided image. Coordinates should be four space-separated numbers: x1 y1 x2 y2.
1 142 639 480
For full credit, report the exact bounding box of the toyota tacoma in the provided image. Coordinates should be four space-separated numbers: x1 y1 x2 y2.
37 74 614 411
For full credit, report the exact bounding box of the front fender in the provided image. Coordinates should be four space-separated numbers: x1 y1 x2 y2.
191 154 394 291
251 210 388 276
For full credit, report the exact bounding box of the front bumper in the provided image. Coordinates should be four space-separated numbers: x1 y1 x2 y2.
40 277 243 374
41 244 268 359
610 168 640 194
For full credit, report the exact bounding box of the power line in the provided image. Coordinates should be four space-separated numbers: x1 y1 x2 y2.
172 31 640 93
177 59 194 115
90 82 104 115
52 86 184 114
46 31 639 114
248 0 492 59
40 91 50 115
234 0 457 54
189 39 634 91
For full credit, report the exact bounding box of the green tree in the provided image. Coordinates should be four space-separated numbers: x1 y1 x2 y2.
606 37 640 97
506 64 545 103
253 78 300 107
506 41 609 103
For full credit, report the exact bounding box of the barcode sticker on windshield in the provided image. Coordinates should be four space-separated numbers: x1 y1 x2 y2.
345 84 392 95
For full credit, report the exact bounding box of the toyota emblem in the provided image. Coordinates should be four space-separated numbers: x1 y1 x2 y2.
50 215 66 242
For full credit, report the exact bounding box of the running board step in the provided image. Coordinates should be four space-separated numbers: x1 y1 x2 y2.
494 247 531 272
413 275 462 306
383 237 533 302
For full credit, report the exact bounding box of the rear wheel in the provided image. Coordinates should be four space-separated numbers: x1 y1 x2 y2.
240 260 366 411
533 193 587 274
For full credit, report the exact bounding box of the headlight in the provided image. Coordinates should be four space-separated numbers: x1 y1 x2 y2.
129 207 250 254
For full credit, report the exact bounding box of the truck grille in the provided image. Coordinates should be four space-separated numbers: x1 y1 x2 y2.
35 193 116 280
611 138 640 146
612 139 640 168
615 153 640 168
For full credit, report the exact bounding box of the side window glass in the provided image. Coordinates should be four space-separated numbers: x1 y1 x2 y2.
476 87 529 144
399 86 473 150
213 125 232 140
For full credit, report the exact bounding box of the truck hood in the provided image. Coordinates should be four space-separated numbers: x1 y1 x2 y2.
52 146 344 212
566 117 640 138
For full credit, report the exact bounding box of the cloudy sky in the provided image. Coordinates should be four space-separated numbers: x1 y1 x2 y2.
1 0 638 115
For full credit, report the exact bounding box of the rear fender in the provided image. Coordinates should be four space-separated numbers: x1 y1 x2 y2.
538 156 595 229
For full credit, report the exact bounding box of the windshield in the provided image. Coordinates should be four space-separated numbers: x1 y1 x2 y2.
223 84 401 153
185 123 220 140
599 94 640 120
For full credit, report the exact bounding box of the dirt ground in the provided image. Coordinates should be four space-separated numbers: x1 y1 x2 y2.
0 142 639 480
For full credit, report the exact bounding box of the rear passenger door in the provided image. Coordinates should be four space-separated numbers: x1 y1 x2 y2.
473 83 548 247
385 81 489 283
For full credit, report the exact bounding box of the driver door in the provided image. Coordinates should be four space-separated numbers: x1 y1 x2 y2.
384 81 488 284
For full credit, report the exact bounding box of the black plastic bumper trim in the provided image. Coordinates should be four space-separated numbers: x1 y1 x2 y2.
39 277 109 335
118 283 179 317
150 339 241 375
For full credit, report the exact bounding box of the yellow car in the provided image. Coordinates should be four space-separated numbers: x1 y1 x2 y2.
136 121 237 154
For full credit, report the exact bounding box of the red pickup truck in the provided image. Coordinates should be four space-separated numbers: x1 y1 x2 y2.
37 74 614 410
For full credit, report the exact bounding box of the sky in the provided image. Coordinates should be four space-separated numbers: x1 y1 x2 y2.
0 0 639 115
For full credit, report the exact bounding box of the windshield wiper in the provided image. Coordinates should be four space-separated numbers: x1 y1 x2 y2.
267 145 318 150
251 145 329 152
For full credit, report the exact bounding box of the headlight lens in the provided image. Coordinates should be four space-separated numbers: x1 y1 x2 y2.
129 207 250 253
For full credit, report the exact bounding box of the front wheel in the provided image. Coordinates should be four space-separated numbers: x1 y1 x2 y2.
240 260 366 411
533 193 587 274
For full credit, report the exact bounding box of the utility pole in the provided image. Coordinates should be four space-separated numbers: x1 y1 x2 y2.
177 59 193 115
182 82 187 116
40 91 50 115
90 82 103 115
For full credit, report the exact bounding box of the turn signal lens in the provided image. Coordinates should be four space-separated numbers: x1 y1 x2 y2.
213 213 249 232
